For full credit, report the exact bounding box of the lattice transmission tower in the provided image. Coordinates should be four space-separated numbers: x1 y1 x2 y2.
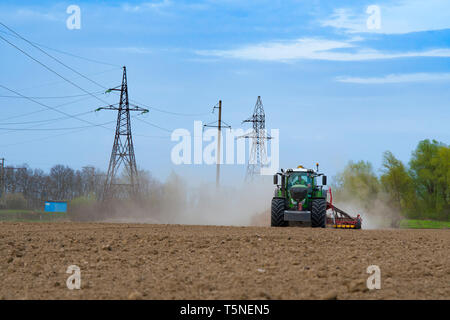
98 66 148 201
240 96 271 181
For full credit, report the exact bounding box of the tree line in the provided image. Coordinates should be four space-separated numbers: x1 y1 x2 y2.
0 165 106 210
2 139 448 223
0 162 165 214
333 139 449 222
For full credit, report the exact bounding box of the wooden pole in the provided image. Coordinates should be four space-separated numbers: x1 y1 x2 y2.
216 100 222 188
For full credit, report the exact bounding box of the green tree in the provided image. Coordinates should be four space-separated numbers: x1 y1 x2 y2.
333 160 380 209
380 151 415 217
434 145 450 220
409 139 450 220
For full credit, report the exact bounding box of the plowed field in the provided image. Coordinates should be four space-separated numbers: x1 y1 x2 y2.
0 222 448 300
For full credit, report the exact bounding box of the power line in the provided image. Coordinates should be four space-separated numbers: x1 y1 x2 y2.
1 25 206 120
0 29 120 68
1 22 212 119
0 126 109 148
0 22 110 92
0 113 114 137
128 98 212 117
131 101 222 136
133 132 205 140
133 116 173 133
0 94 101 122
0 90 105 100
0 120 115 131
0 84 111 130
0 33 112 107
0 110 95 126
0 20 220 148
133 133 173 139
14 67 120 92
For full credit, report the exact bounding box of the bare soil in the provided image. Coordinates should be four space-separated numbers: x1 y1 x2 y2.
0 222 448 300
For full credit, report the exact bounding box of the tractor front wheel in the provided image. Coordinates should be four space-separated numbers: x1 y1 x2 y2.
271 198 287 227
311 199 326 228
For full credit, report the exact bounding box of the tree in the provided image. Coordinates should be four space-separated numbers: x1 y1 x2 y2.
333 160 380 209
380 151 415 217
434 144 450 220
409 139 449 220
49 165 74 200
333 160 403 227
3 193 27 210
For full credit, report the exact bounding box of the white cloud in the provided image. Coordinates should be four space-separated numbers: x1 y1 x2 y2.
197 38 352 62
122 0 172 13
196 37 450 62
321 8 366 33
113 47 153 54
320 0 450 34
336 73 450 84
12 9 61 22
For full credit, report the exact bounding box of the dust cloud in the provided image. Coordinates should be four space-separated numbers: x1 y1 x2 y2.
331 189 401 229
70 171 398 229
332 200 394 229
70 173 274 226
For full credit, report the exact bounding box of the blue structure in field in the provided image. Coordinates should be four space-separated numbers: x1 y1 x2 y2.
44 201 67 213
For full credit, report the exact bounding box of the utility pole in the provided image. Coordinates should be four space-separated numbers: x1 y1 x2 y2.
96 66 148 201
204 100 231 188
239 96 272 181
216 100 222 187
0 158 4 198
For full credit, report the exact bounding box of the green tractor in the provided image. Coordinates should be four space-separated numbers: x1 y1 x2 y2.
271 165 328 227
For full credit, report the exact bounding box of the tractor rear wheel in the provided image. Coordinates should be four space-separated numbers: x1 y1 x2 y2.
311 199 326 228
271 198 287 227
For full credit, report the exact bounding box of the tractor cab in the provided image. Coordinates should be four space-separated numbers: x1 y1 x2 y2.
285 169 314 209
287 170 312 189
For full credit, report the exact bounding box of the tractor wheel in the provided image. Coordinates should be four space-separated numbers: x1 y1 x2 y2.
271 198 287 227
311 199 326 228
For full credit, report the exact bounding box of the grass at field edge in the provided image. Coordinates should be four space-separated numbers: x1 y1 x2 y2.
399 219 450 229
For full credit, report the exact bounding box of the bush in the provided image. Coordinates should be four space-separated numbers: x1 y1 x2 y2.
3 193 27 210
68 195 99 221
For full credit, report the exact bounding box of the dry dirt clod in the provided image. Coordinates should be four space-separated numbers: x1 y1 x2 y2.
128 290 143 300
348 279 368 293
259 291 272 299
321 290 338 300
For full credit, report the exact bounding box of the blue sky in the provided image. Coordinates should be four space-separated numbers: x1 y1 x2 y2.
0 0 449 184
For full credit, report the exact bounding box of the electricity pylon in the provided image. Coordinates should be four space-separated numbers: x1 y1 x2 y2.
240 96 271 181
97 66 148 201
